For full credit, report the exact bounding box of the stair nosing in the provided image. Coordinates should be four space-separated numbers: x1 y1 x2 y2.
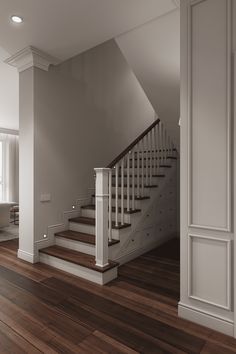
39 245 118 273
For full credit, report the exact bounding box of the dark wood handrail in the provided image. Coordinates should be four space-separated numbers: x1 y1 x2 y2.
107 119 160 168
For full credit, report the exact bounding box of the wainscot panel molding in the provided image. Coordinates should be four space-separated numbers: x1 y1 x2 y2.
179 0 234 337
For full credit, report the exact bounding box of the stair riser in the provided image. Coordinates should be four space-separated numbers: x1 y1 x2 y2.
55 236 95 256
111 176 162 185
111 186 151 197
81 208 131 223
92 196 143 209
122 167 168 174
69 221 95 235
39 253 118 285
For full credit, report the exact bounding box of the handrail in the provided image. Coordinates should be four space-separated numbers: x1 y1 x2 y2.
107 119 160 168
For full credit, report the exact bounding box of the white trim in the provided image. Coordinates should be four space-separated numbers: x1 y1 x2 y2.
234 51 236 338
188 234 231 311
17 249 39 263
187 0 232 232
5 46 60 73
39 253 117 285
0 128 19 136
178 302 234 337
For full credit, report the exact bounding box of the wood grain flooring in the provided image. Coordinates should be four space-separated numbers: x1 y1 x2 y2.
0 238 235 353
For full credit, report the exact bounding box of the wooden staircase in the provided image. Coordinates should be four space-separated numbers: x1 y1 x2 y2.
39 119 178 284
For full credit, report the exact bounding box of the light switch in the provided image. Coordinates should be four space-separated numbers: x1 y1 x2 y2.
40 193 51 202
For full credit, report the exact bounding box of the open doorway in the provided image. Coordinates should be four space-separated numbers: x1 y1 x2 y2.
0 47 19 244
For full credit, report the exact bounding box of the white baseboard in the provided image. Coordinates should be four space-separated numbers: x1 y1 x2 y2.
178 302 234 337
17 249 39 263
115 235 174 265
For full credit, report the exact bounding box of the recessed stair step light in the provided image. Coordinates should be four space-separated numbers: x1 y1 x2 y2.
11 15 23 23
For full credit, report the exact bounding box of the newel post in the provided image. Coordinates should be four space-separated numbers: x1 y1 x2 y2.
94 168 110 267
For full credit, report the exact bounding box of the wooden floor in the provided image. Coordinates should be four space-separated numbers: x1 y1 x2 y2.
0 239 235 353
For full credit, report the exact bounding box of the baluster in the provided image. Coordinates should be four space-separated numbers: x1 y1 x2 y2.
127 153 130 212
150 130 153 186
115 163 119 227
132 149 135 209
146 134 148 186
137 142 140 198
121 157 124 225
141 138 144 197
159 121 163 165
164 128 167 163
155 124 159 175
108 169 112 242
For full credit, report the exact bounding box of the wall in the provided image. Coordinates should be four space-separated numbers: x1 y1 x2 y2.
19 39 155 252
0 47 19 130
179 0 235 337
116 9 180 147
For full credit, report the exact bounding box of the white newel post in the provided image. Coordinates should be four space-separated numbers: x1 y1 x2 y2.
94 168 110 268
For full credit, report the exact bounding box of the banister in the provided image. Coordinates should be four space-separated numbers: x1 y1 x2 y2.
107 119 160 168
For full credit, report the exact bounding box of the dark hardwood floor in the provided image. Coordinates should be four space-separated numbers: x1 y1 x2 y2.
0 238 235 353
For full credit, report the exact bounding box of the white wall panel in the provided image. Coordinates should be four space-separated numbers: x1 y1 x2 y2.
189 0 231 230
188 234 231 310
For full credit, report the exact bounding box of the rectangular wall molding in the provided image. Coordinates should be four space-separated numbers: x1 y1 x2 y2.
187 0 232 232
188 234 231 310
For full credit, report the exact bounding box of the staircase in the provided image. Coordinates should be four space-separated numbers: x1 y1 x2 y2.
39 119 177 284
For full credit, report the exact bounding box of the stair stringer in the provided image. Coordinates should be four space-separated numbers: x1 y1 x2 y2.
108 160 177 265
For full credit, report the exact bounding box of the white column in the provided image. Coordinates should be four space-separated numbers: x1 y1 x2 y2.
94 168 110 268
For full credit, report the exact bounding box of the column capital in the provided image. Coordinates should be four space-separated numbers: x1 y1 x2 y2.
5 46 60 73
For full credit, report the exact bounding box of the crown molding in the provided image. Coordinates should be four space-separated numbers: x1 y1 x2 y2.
4 46 60 73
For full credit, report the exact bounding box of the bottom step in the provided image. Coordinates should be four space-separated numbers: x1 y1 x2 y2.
39 246 118 285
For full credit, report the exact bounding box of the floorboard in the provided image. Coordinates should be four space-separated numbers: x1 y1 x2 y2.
0 238 235 353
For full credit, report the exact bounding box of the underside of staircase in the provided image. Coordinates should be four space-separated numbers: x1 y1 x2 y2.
39 119 178 285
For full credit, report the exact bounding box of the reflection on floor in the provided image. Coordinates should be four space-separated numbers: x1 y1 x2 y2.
0 223 18 242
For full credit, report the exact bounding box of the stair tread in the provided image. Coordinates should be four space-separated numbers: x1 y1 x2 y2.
160 165 172 168
55 230 119 246
81 205 141 214
40 245 118 273
69 216 131 229
92 194 150 201
116 174 165 178
111 184 158 188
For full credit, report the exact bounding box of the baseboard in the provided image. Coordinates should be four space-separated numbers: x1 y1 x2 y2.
115 235 174 265
17 249 39 263
178 302 234 337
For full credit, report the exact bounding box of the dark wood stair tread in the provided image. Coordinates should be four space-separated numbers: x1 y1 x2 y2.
81 205 141 214
69 216 131 230
92 194 150 201
55 230 119 246
111 184 158 188
39 246 118 273
115 174 165 178
167 156 177 160
160 165 172 168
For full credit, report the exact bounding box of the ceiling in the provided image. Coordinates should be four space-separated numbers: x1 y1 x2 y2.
0 0 179 61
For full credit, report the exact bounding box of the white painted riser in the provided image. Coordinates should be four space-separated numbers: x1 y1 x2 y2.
111 176 163 185
110 186 151 197
69 220 130 240
39 253 118 285
81 207 137 223
91 196 148 209
55 236 95 255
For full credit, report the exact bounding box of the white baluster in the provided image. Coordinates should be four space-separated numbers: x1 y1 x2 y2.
132 149 135 209
137 143 140 198
108 169 112 242
160 122 164 164
164 128 167 163
146 134 148 186
127 153 130 212
115 163 119 227
121 157 124 225
94 168 109 268
141 138 144 197
155 124 158 175
150 130 153 186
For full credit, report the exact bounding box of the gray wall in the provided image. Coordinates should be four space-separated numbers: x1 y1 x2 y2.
116 9 180 147
27 39 155 244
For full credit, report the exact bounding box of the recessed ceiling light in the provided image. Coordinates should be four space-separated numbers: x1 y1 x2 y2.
11 15 23 23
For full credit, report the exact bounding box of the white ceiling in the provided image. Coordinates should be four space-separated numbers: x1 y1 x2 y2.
0 0 178 61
